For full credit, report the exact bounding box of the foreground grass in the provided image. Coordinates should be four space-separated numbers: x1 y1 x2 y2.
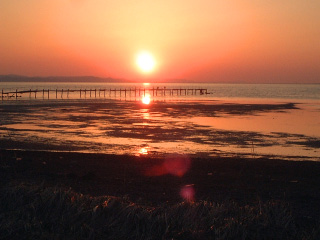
1 184 319 240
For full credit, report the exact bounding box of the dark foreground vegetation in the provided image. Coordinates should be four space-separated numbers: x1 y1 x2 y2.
0 184 310 240
1 150 320 239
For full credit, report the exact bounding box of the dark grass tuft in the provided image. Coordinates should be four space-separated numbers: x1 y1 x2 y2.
1 184 319 240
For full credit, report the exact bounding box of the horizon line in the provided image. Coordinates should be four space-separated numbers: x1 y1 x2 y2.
0 74 319 84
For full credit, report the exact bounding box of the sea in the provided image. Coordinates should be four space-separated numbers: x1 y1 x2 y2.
1 82 320 100
1 82 319 161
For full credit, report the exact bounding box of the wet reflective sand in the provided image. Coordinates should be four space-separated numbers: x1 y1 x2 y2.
0 98 319 161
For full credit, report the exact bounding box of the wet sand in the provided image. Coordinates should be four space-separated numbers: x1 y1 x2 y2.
1 100 319 159
1 149 320 227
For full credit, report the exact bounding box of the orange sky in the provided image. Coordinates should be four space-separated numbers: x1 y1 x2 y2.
1 0 319 83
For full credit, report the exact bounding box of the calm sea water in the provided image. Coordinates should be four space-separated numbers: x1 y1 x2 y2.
1 82 320 100
1 82 319 161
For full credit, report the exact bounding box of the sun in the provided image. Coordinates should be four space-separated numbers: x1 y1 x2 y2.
136 51 156 73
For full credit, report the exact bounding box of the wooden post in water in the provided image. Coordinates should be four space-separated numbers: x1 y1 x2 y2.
1 87 209 101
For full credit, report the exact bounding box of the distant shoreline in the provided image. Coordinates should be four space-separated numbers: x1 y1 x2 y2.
1 75 320 84
0 75 123 83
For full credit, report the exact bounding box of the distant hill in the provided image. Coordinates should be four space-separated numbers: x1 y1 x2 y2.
0 75 201 83
0 75 123 83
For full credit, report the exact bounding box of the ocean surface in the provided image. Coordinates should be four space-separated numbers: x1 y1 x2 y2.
1 82 319 161
1 82 320 100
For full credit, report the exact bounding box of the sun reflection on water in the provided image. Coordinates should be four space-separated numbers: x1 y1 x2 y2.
139 147 149 155
141 109 150 120
142 94 151 105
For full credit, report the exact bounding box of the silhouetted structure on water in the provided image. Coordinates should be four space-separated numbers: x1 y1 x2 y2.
1 87 209 100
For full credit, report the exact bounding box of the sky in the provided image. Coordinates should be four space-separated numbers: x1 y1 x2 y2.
0 0 319 83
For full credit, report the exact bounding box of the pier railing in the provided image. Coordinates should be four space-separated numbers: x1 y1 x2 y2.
1 87 209 100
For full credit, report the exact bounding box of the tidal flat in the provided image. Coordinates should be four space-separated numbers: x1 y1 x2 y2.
1 99 320 239
0 99 319 160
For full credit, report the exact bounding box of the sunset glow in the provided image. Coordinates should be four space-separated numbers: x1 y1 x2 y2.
1 2 320 238
0 1 319 83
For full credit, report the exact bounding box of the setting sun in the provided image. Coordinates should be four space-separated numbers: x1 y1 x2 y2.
136 52 156 73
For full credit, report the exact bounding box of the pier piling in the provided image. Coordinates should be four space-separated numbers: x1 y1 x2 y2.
0 87 209 100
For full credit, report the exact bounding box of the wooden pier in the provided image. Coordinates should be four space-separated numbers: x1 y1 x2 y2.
1 87 209 100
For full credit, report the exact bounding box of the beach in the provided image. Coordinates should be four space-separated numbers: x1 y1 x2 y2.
1 149 320 239
1 97 319 160
1 86 320 238
2 0 320 237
